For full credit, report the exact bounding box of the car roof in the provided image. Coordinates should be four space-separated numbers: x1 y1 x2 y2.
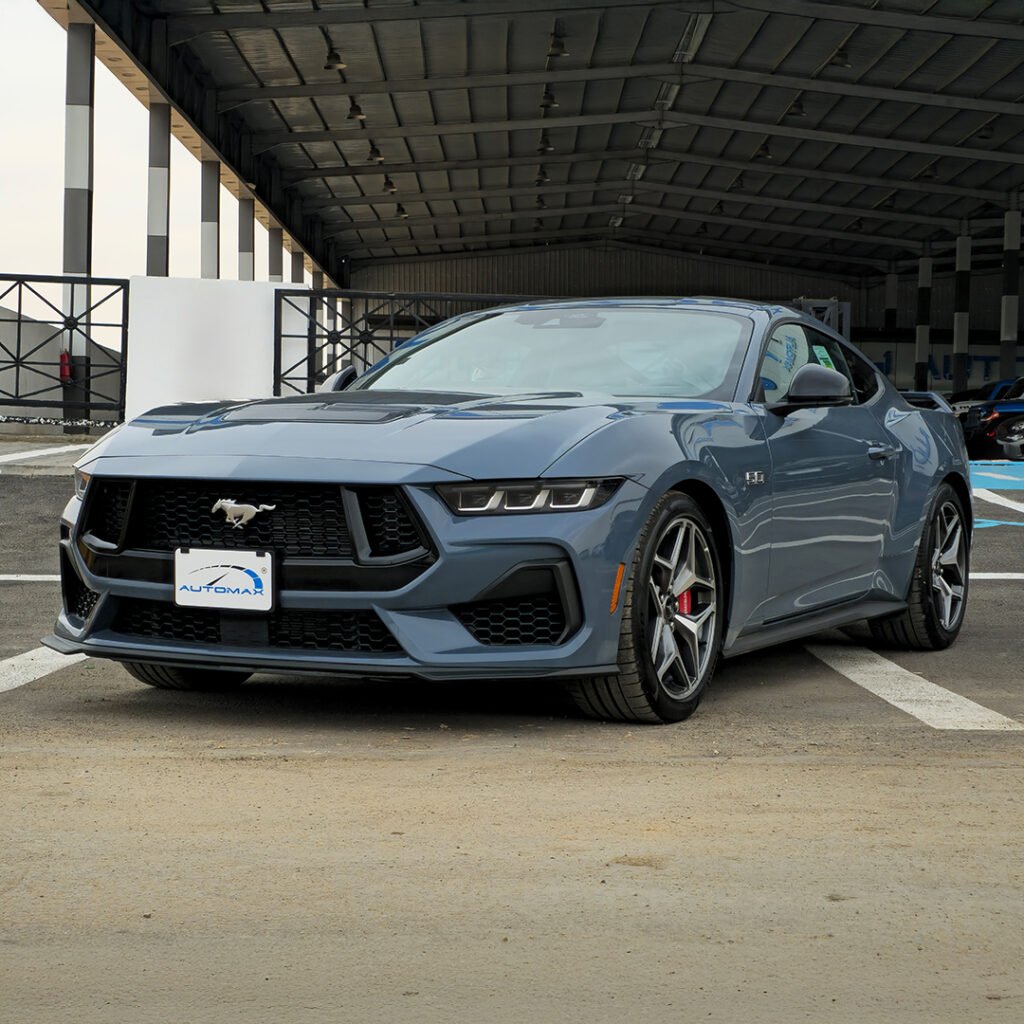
480 296 800 318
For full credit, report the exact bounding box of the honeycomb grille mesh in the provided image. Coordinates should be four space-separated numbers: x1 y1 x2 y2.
124 480 354 558
85 480 133 544
358 489 423 556
454 594 566 646
62 553 100 622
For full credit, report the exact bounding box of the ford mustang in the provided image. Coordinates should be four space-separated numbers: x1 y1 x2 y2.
46 298 972 723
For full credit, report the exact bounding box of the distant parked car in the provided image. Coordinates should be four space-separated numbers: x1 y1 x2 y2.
950 378 1018 419
961 378 1024 457
996 416 1024 461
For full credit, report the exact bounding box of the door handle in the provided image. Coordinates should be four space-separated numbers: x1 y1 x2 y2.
867 444 897 461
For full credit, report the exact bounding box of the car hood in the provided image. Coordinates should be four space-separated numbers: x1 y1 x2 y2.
81 390 674 480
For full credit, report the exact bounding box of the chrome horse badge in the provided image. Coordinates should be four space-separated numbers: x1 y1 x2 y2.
211 498 276 529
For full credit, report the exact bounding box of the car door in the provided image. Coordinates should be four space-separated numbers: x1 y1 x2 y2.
755 322 897 621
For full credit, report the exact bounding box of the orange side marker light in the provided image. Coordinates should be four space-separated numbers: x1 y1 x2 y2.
609 562 626 614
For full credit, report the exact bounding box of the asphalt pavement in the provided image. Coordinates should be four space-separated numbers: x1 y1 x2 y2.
1 439 1022 1024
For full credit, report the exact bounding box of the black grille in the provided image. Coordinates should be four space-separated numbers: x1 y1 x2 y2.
358 488 424 556
114 600 221 646
61 552 100 622
110 599 400 654
84 480 133 544
268 608 401 652
123 480 354 558
454 594 567 646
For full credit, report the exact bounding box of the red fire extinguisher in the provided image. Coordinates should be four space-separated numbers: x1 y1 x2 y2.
60 350 72 383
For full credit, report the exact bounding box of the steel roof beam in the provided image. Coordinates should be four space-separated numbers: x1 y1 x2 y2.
327 201 923 251
223 60 1024 119
284 148 1005 204
169 0 695 41
345 225 889 269
254 109 1024 165
308 178 957 229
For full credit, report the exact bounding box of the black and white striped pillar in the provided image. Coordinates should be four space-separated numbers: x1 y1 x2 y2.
951 224 971 394
238 196 254 281
63 18 94 286
291 249 305 284
1001 198 1021 380
146 102 170 276
200 159 220 279
268 226 283 282
884 263 898 333
914 249 933 391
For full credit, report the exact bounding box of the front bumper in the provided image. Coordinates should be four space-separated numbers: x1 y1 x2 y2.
48 469 646 681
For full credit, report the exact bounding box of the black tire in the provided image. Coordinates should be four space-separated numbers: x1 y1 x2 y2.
568 492 725 724
869 482 969 651
122 661 251 691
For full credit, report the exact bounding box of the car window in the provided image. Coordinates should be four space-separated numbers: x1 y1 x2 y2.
757 323 856 402
842 344 881 404
1005 378 1024 400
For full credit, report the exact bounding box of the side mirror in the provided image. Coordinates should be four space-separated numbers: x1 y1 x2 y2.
767 363 852 417
317 365 358 393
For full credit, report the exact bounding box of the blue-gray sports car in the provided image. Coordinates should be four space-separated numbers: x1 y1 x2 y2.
46 298 972 723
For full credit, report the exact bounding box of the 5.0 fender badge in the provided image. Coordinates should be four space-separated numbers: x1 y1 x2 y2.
211 498 276 528
745 471 766 486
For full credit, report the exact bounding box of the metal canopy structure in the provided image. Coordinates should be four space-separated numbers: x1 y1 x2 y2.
49 1 1024 281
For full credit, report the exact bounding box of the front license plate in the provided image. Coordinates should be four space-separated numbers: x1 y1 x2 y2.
174 548 273 612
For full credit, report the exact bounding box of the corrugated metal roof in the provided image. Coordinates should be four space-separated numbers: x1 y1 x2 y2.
83 0 1024 277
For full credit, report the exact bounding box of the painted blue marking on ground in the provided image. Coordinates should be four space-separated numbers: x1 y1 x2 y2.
969 461 1024 490
975 518 1024 529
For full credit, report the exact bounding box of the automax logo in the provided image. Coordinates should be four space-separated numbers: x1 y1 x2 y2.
179 563 266 598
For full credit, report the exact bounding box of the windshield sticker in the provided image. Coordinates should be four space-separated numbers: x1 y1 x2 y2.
812 345 836 370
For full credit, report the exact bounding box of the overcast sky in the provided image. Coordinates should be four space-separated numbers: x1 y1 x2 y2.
0 0 276 281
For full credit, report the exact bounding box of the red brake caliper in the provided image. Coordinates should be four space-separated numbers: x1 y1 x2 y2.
678 589 693 615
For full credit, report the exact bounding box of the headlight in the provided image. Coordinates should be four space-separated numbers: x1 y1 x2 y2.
437 478 623 515
73 467 91 499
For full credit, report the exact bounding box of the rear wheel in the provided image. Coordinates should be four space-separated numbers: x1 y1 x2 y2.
122 662 251 691
869 482 969 650
568 493 724 724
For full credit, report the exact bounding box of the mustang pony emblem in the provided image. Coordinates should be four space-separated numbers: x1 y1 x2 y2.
211 498 276 528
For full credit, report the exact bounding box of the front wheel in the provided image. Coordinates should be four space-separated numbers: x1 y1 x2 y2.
568 493 725 724
122 662 251 691
869 482 969 650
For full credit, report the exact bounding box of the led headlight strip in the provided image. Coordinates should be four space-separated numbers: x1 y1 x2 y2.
437 478 623 515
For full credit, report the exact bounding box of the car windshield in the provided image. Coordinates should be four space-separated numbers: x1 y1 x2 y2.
354 307 751 399
1005 378 1024 399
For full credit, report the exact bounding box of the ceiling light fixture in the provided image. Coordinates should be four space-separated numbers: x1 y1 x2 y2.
976 123 995 140
534 218 545 230
368 142 383 163
696 222 708 236
616 194 635 204
729 174 745 192
547 34 568 59
754 142 773 161
535 166 551 186
609 215 624 228
654 83 681 111
626 163 647 181
396 204 409 219
383 176 397 194
918 164 937 181
540 88 558 110
710 201 723 215
347 98 366 121
323 45 346 71
537 132 554 154
672 12 713 64
830 47 852 69
638 127 663 149
535 196 548 210
786 98 806 118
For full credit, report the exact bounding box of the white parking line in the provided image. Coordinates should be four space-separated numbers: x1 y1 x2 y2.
971 572 1024 580
0 444 89 465
0 646 85 695
0 574 61 582
974 488 1024 515
806 644 1024 731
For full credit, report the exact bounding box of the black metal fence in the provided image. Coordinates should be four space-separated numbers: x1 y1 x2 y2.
273 289 538 396
0 273 129 427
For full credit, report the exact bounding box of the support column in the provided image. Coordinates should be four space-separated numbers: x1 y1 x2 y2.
63 18 94 286
237 197 255 281
1001 197 1021 381
884 263 898 333
200 159 220 279
268 227 283 282
146 102 170 276
952 224 971 394
62 13 95 429
914 250 933 392
291 249 305 284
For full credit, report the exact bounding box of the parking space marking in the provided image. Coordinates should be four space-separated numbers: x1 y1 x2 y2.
971 572 1024 580
806 644 1024 731
0 444 89 465
0 574 61 582
974 488 1024 515
0 647 85 695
